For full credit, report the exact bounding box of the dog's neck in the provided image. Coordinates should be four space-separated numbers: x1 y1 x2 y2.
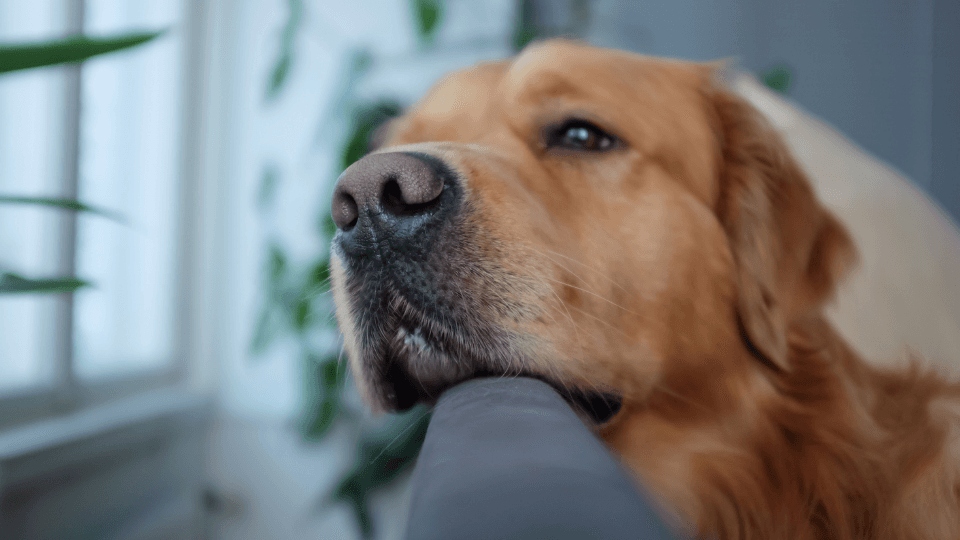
601 315 959 540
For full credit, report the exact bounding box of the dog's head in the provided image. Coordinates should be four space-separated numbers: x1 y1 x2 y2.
329 40 856 420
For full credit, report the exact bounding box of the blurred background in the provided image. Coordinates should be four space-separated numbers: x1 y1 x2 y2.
0 0 957 539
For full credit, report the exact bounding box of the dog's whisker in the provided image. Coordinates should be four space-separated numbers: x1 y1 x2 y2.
522 244 592 285
650 383 715 416
369 406 433 465
566 304 633 340
540 275 643 318
526 244 631 296
336 335 347 384
535 275 587 357
310 275 333 288
519 244 640 318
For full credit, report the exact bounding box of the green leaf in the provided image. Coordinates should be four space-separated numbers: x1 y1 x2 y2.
293 296 311 332
250 302 281 354
513 0 538 51
339 100 403 172
299 354 347 441
761 65 792 95
303 397 339 441
265 0 304 100
320 356 345 389
0 195 126 223
513 27 538 51
257 164 280 211
341 131 369 174
350 49 374 76
335 478 374 537
269 243 287 284
321 214 338 239
0 273 90 294
250 243 291 354
329 407 431 537
267 53 292 99
411 0 443 45
309 259 330 290
0 31 164 74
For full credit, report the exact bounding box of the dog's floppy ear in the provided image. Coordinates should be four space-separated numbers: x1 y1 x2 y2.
710 86 857 371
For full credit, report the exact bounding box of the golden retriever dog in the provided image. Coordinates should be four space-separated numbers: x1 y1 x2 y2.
328 40 960 539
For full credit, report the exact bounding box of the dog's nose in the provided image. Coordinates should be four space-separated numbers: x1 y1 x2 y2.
332 152 455 257
331 152 444 231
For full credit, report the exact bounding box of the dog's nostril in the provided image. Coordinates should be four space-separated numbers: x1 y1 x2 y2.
381 178 405 215
381 176 442 218
332 191 359 231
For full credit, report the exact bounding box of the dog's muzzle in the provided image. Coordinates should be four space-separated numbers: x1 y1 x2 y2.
330 151 471 409
329 151 623 423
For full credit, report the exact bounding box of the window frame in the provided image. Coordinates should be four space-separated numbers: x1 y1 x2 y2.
0 0 205 430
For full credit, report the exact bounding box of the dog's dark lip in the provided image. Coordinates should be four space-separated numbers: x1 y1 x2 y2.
562 385 624 425
513 372 623 425
384 368 623 425
377 310 623 424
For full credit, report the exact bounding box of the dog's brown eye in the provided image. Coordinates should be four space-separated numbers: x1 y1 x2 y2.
546 120 617 152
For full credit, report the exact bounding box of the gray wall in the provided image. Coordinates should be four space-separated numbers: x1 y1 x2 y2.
579 0 958 222
931 0 960 223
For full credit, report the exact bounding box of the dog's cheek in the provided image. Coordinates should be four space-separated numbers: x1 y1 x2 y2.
613 186 740 371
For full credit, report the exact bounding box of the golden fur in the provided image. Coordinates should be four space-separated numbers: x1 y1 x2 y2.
330 40 960 539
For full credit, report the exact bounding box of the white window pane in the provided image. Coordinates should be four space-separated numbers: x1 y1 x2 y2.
73 0 183 380
0 1 69 395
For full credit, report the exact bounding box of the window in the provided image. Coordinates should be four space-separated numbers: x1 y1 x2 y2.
0 0 195 426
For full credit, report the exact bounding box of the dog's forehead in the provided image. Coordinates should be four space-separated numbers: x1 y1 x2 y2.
391 60 508 144
406 40 704 122
421 61 506 110
504 41 708 103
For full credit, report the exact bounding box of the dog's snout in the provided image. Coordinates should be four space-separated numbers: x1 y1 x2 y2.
331 152 444 231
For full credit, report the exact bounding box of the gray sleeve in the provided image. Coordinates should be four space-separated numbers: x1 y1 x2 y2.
404 377 679 540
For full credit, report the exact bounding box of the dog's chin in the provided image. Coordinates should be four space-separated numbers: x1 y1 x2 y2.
371 321 623 425
380 323 473 410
